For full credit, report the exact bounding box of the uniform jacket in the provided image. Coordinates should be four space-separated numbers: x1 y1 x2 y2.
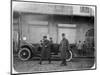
59 38 69 59
41 39 51 59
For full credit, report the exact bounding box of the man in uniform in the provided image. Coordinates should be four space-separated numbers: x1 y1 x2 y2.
82 41 87 56
49 37 53 44
59 33 69 66
39 36 51 64
77 40 82 56
49 37 53 53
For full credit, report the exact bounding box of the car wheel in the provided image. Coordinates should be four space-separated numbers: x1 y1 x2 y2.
66 50 72 62
18 48 31 61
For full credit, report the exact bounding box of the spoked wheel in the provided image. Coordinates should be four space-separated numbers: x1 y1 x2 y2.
66 50 73 62
18 48 31 61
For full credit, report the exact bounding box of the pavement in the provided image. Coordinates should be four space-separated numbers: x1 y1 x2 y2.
13 56 95 73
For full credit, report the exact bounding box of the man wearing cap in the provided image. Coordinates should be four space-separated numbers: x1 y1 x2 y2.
39 36 51 64
59 33 69 66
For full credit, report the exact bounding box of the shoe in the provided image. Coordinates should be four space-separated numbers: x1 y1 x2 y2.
63 63 67 66
60 63 67 66
49 62 51 64
39 62 42 65
60 63 64 66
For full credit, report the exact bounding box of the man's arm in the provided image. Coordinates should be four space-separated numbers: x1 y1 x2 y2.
44 40 50 47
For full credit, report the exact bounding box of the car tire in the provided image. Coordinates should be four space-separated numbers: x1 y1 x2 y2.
66 50 73 62
18 48 31 61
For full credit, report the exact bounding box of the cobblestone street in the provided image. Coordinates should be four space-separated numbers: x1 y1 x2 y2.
13 56 95 73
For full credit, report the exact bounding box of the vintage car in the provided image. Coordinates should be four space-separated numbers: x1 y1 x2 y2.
17 40 73 61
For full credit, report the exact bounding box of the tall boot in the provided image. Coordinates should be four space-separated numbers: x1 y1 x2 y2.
39 58 42 64
63 59 67 66
48 58 51 64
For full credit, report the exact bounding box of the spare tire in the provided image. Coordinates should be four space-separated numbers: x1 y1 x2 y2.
18 48 31 61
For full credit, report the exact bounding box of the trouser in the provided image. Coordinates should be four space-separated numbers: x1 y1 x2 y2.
78 49 82 56
39 51 51 64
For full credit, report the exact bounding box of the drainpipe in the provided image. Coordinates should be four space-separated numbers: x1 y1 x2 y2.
18 12 22 51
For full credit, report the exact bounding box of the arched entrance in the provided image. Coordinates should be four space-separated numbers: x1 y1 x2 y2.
85 28 94 48
85 28 94 57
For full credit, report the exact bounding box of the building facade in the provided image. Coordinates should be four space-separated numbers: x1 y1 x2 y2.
13 1 95 47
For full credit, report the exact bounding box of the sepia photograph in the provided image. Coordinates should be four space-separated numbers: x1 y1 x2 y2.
12 0 96 74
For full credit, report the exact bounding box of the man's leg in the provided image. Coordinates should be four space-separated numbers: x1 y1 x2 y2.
60 59 65 66
39 54 43 64
63 59 67 65
48 53 51 64
78 50 81 56
39 48 44 64
48 50 51 64
48 58 51 64
79 49 82 56
39 58 42 64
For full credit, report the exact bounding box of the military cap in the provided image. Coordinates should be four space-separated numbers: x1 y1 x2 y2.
62 33 65 36
43 36 47 38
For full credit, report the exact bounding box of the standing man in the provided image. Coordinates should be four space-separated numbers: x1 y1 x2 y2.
82 41 87 56
59 33 69 66
39 36 51 64
49 37 53 44
77 40 82 56
49 37 53 53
